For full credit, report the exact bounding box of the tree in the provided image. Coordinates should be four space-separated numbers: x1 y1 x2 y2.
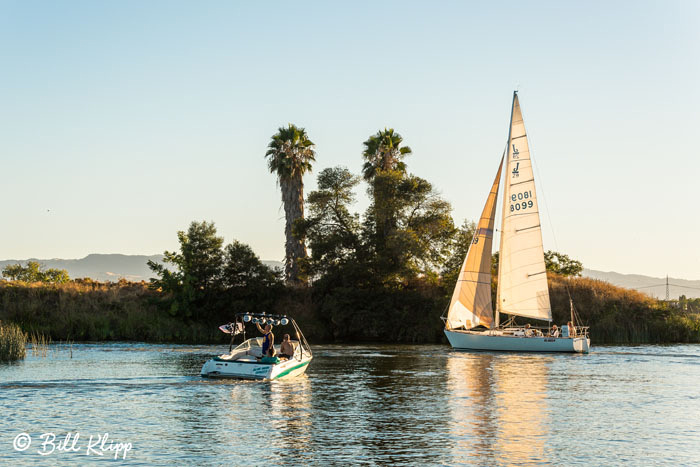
148 221 224 317
1 261 69 283
362 129 412 252
361 128 412 180
265 124 316 286
544 250 583 277
297 167 363 279
221 241 281 290
218 241 284 316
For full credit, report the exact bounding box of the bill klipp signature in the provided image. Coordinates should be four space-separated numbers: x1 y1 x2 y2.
13 432 132 460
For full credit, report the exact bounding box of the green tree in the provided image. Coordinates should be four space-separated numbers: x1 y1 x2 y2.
1 261 69 283
361 128 412 180
297 167 363 279
218 241 284 316
265 123 316 286
364 171 455 282
544 250 583 277
221 241 281 289
362 129 412 250
148 221 224 317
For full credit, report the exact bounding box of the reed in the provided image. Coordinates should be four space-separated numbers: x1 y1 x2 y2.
0 321 27 361
29 332 51 357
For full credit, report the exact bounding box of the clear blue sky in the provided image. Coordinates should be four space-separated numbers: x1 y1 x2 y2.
1 1 698 278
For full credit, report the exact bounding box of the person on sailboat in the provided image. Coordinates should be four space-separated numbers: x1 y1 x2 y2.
549 324 560 337
524 324 533 337
567 321 577 338
256 322 275 357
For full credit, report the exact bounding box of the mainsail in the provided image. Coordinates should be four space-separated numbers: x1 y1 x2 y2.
496 92 552 322
446 157 503 330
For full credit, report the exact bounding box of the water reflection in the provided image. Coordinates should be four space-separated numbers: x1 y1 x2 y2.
267 376 313 461
446 353 552 466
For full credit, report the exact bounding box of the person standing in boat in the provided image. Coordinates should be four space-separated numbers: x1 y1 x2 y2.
256 322 275 357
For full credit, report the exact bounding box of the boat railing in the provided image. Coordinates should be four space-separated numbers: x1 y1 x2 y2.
499 325 590 339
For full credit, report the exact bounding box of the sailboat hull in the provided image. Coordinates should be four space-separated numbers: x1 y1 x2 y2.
445 329 590 353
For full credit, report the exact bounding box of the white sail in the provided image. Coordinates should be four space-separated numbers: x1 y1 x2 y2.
496 93 552 322
446 157 503 330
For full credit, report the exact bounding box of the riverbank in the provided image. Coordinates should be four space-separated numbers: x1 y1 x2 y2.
1 276 698 345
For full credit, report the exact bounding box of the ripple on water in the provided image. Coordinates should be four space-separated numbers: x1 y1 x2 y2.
1 343 700 465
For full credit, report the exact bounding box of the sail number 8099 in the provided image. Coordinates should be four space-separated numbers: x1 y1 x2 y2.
510 191 533 212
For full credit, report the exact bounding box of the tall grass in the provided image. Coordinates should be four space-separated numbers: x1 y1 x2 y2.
0 281 222 343
0 321 27 361
548 273 700 344
29 332 51 357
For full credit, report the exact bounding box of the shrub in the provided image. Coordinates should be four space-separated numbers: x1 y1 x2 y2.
0 321 27 361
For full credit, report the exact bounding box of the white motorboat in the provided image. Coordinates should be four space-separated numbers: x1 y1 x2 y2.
201 313 313 380
443 92 591 353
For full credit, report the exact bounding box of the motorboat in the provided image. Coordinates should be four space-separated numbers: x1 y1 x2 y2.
201 312 312 380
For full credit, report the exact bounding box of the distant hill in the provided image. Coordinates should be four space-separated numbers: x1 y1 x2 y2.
0 255 285 283
0 254 164 282
583 269 700 299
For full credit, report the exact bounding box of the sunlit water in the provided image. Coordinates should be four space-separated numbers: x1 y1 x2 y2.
1 343 699 466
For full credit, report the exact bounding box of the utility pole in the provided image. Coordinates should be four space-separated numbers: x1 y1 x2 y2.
665 275 669 302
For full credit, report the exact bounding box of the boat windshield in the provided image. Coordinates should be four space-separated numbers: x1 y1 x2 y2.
232 337 264 352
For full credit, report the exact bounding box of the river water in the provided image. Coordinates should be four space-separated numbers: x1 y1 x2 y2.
1 343 699 466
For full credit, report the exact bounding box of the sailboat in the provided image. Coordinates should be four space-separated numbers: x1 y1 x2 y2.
443 92 590 353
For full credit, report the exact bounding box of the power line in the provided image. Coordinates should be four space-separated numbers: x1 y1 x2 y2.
634 283 700 291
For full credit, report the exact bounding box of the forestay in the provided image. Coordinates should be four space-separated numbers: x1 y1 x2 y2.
496 93 552 322
446 157 503 329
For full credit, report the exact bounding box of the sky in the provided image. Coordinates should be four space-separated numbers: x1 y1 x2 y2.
0 1 698 279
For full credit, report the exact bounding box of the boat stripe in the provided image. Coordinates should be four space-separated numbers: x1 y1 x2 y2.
272 360 310 380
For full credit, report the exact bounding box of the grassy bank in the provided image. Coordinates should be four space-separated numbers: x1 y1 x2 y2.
0 281 219 343
1 277 698 345
0 321 27 361
549 274 700 344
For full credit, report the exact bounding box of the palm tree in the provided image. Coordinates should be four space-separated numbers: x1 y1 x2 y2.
361 128 412 180
265 124 316 285
362 129 413 268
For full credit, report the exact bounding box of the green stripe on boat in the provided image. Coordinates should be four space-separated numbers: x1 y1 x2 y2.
272 361 310 380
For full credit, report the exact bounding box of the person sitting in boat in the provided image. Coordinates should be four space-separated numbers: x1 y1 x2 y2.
279 334 295 360
567 321 577 338
256 322 275 357
549 324 560 337
524 324 533 337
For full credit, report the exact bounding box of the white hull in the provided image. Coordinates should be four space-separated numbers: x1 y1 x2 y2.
201 354 312 380
445 329 590 353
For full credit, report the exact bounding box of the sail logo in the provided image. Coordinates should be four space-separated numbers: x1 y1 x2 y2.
512 162 520 178
512 144 519 159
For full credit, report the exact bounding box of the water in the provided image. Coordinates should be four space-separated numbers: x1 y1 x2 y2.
1 343 699 466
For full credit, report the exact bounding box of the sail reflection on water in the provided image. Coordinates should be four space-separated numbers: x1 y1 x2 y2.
492 356 551 464
446 353 498 464
447 353 552 465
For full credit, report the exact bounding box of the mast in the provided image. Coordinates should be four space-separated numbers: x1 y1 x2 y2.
495 91 517 328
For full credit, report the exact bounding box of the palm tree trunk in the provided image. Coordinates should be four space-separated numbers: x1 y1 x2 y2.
281 173 308 286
